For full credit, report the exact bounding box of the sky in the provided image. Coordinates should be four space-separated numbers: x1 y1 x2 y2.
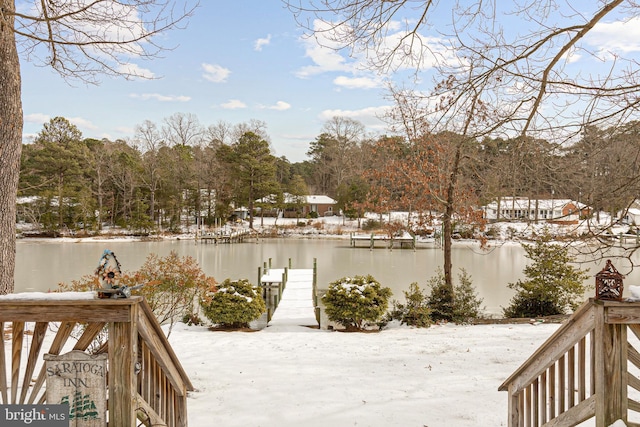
17 2 640 163
18 1 394 163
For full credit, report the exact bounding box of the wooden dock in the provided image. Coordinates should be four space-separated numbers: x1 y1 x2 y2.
258 259 318 329
197 227 255 244
350 231 416 250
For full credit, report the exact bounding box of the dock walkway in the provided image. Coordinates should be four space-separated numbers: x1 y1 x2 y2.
260 267 317 329
350 231 416 250
197 227 254 244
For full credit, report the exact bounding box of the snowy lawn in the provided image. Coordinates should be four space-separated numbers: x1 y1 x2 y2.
169 321 560 427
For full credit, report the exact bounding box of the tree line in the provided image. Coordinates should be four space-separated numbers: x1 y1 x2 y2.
18 114 640 238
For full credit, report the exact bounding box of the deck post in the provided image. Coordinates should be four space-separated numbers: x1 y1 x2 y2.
313 258 318 307
505 384 520 427
108 302 139 427
594 303 627 427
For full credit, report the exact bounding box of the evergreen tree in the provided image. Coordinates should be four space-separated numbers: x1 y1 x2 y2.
504 234 590 318
217 131 278 228
21 117 89 231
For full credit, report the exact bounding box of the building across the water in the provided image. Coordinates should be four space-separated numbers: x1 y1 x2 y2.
482 197 590 224
255 194 338 218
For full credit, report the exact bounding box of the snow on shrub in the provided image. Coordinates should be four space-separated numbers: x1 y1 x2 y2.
199 278 266 329
322 275 392 331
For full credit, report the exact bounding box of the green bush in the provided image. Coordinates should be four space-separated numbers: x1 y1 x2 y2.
503 235 589 318
322 275 392 331
387 282 432 327
427 268 483 323
199 278 266 328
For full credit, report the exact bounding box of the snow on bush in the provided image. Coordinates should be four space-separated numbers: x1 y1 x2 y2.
199 278 266 328
322 275 392 331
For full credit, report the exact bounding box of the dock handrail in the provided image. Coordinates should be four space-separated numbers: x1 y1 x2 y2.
0 295 193 427
499 298 640 427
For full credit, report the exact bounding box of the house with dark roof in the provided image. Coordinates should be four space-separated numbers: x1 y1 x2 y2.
256 194 338 218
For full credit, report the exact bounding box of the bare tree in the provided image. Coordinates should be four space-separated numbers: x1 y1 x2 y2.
286 0 640 263
134 120 165 225
0 0 197 294
206 120 235 146
162 112 204 147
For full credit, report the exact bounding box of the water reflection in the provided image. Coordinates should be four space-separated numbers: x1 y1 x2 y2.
15 238 640 316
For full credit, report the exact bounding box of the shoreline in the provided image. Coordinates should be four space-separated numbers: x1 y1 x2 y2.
16 232 523 249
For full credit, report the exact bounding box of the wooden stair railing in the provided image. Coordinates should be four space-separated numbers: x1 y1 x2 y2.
0 295 193 427
500 298 640 427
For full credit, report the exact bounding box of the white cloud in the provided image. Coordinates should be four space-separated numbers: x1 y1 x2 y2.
255 34 272 51
295 20 355 78
258 101 291 111
220 99 247 109
333 76 381 89
318 106 392 129
23 113 96 135
24 113 97 131
587 17 640 55
115 126 135 135
295 46 352 78
130 93 191 102
24 113 50 125
68 117 98 130
295 18 448 83
202 63 231 83
117 63 155 79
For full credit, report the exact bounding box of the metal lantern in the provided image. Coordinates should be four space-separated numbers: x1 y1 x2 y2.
595 259 624 301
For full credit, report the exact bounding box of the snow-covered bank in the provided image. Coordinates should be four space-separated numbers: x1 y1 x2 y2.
170 321 560 427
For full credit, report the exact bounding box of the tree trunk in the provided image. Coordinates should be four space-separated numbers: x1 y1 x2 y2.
0 0 22 294
443 142 464 294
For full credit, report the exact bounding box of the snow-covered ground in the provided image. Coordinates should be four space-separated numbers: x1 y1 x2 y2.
171 320 560 427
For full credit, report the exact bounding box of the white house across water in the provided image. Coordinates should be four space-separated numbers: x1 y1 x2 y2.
483 197 589 224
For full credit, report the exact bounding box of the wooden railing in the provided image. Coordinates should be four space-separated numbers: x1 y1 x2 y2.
0 295 193 427
500 298 640 427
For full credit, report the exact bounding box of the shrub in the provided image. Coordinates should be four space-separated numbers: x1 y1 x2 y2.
387 282 432 328
56 250 215 339
322 275 392 331
199 278 266 328
452 269 484 323
361 219 380 231
132 251 215 336
427 268 483 323
503 235 589 318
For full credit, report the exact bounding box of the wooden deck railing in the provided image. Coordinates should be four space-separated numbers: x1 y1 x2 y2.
500 298 640 427
0 295 193 427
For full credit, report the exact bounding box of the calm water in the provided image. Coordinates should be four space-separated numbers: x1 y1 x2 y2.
15 238 640 315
